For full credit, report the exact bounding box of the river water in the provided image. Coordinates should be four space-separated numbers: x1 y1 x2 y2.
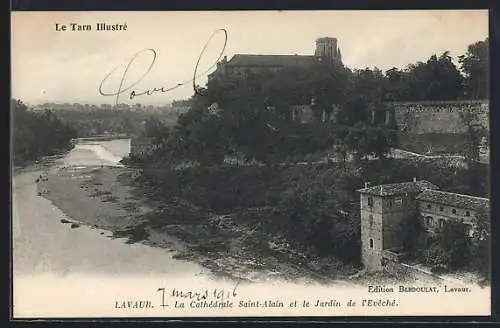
13 138 209 276
12 138 216 316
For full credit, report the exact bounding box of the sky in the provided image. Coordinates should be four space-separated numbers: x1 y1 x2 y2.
11 10 489 106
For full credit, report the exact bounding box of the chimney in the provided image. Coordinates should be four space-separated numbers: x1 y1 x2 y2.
413 177 417 182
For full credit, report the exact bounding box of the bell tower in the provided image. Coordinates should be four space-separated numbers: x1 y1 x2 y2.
315 37 342 65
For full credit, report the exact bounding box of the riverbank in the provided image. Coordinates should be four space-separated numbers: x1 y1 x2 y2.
37 165 361 285
37 162 487 287
33 166 490 286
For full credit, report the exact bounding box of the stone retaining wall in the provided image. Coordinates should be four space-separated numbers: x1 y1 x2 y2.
391 100 489 134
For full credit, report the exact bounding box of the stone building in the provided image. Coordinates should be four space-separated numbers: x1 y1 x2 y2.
207 37 343 125
208 37 342 81
417 189 489 237
315 37 342 65
357 179 489 272
358 179 439 271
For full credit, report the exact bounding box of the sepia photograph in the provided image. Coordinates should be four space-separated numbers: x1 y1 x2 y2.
11 10 490 318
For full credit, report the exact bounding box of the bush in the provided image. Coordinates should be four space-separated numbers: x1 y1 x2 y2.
135 151 488 271
399 213 427 259
436 221 473 269
423 243 450 272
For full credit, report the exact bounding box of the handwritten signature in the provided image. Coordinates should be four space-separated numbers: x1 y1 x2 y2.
99 29 228 105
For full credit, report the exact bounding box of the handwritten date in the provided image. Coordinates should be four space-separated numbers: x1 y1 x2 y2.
157 281 240 308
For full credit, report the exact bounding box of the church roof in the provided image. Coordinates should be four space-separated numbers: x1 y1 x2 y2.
357 180 439 197
226 54 318 67
416 189 489 211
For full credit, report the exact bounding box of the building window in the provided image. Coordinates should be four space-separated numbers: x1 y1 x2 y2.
368 197 373 207
439 219 446 228
369 215 374 227
466 211 471 217
440 207 444 212
427 204 432 209
395 197 402 206
426 216 434 227
452 209 457 214
369 238 374 249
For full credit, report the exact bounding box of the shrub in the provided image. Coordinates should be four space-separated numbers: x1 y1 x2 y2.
423 243 450 272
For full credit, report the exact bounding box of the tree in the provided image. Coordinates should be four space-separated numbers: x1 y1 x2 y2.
385 67 409 101
435 220 473 269
309 62 351 119
143 115 171 149
459 38 489 100
430 51 464 100
384 51 465 101
405 52 464 101
399 213 427 259
121 115 135 134
332 125 350 169
337 95 370 126
460 109 488 162
144 116 164 138
274 167 361 263
12 99 77 166
471 208 490 282
349 68 386 103
336 121 397 164
423 243 450 273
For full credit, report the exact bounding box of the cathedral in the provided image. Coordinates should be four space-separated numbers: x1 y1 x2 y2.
208 37 342 81
208 37 342 123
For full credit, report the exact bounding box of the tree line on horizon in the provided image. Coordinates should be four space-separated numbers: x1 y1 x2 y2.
27 98 194 113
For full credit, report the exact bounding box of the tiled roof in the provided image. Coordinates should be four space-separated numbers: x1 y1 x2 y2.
357 180 439 196
226 54 317 67
416 189 489 211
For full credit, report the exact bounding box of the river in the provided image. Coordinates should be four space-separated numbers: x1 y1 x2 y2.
13 138 210 276
12 138 215 317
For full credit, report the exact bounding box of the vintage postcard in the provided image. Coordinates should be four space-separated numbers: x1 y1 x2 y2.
11 10 491 318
